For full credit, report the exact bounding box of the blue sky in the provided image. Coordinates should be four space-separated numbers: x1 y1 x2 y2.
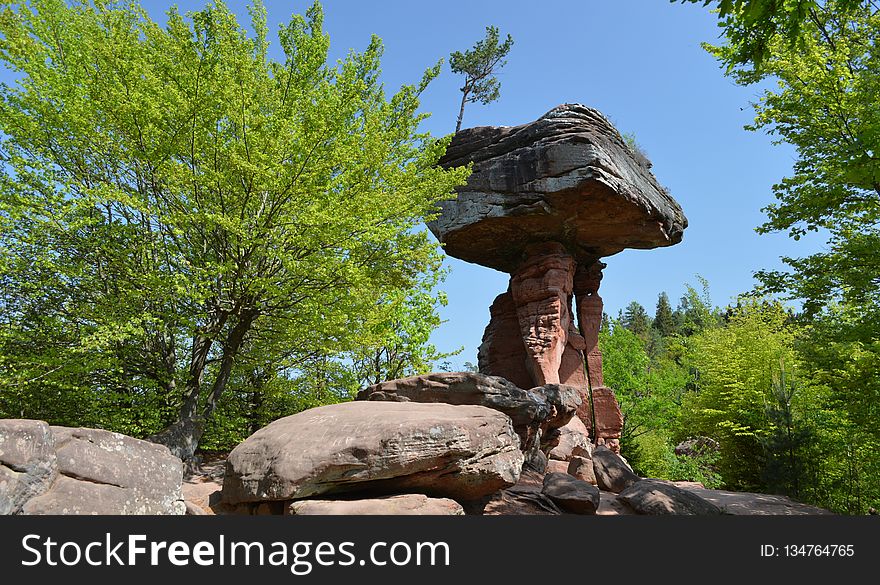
41 1 825 367
282 0 817 367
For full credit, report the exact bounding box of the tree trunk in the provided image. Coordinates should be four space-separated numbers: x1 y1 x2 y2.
148 310 228 462
455 87 469 133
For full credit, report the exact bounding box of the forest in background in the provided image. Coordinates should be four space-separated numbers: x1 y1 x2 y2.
1 1 878 514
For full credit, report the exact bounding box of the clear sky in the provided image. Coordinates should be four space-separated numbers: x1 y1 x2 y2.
59 1 827 367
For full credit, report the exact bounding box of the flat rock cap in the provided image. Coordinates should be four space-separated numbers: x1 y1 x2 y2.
428 104 687 272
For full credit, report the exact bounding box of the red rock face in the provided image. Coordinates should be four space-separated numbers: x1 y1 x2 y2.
478 292 534 390
581 386 624 441
478 249 623 451
509 242 576 386
574 261 606 388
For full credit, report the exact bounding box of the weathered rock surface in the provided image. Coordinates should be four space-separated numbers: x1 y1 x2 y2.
592 445 640 493
579 386 624 444
287 494 464 516
478 292 535 390
481 471 563 515
429 103 687 273
221 401 523 504
476 251 621 448
532 384 581 433
1 419 185 515
548 416 591 461
567 455 596 485
675 436 720 457
618 479 725 515
542 472 600 514
356 372 550 449
596 490 637 515
676 484 833 516
0 420 57 515
509 242 579 386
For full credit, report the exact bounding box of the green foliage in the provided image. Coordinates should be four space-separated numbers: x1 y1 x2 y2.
0 0 468 456
653 292 676 337
632 431 723 488
681 298 813 490
688 0 880 513
674 276 719 336
620 301 651 337
449 25 514 132
600 318 689 471
676 0 866 70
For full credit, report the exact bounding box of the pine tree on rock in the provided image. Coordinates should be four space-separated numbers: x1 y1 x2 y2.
449 26 514 132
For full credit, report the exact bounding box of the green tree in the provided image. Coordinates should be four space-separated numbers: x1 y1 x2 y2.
688 0 880 512
653 292 676 336
600 318 694 479
0 0 468 459
674 277 718 336
681 299 810 490
347 272 462 388
449 25 514 132
621 301 651 337
676 0 865 69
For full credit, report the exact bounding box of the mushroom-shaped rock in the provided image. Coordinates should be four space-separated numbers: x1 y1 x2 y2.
428 103 687 272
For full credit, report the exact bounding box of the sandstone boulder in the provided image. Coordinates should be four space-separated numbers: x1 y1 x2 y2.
1 419 185 515
548 416 591 461
221 401 523 504
356 372 550 448
592 445 640 493
0 420 57 515
287 494 464 516
533 384 581 433
429 103 687 273
542 472 600 515
545 459 570 475
481 471 563 515
567 455 596 485
618 479 724 515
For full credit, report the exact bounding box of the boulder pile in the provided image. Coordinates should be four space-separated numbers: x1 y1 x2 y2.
209 371 728 516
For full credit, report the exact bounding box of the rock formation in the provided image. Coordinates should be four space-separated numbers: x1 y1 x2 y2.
287 494 465 516
429 104 688 453
357 371 580 459
221 401 523 505
0 419 185 514
618 479 725 515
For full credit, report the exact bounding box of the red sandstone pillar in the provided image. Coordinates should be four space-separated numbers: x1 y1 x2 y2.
574 261 606 388
509 242 576 386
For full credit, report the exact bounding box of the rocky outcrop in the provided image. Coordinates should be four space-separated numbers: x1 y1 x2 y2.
542 472 600 515
221 401 523 505
509 242 579 386
356 372 579 464
618 479 725 515
592 445 640 494
580 386 624 446
357 372 550 450
430 104 688 457
0 419 185 515
675 436 720 457
287 494 465 516
429 104 687 272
